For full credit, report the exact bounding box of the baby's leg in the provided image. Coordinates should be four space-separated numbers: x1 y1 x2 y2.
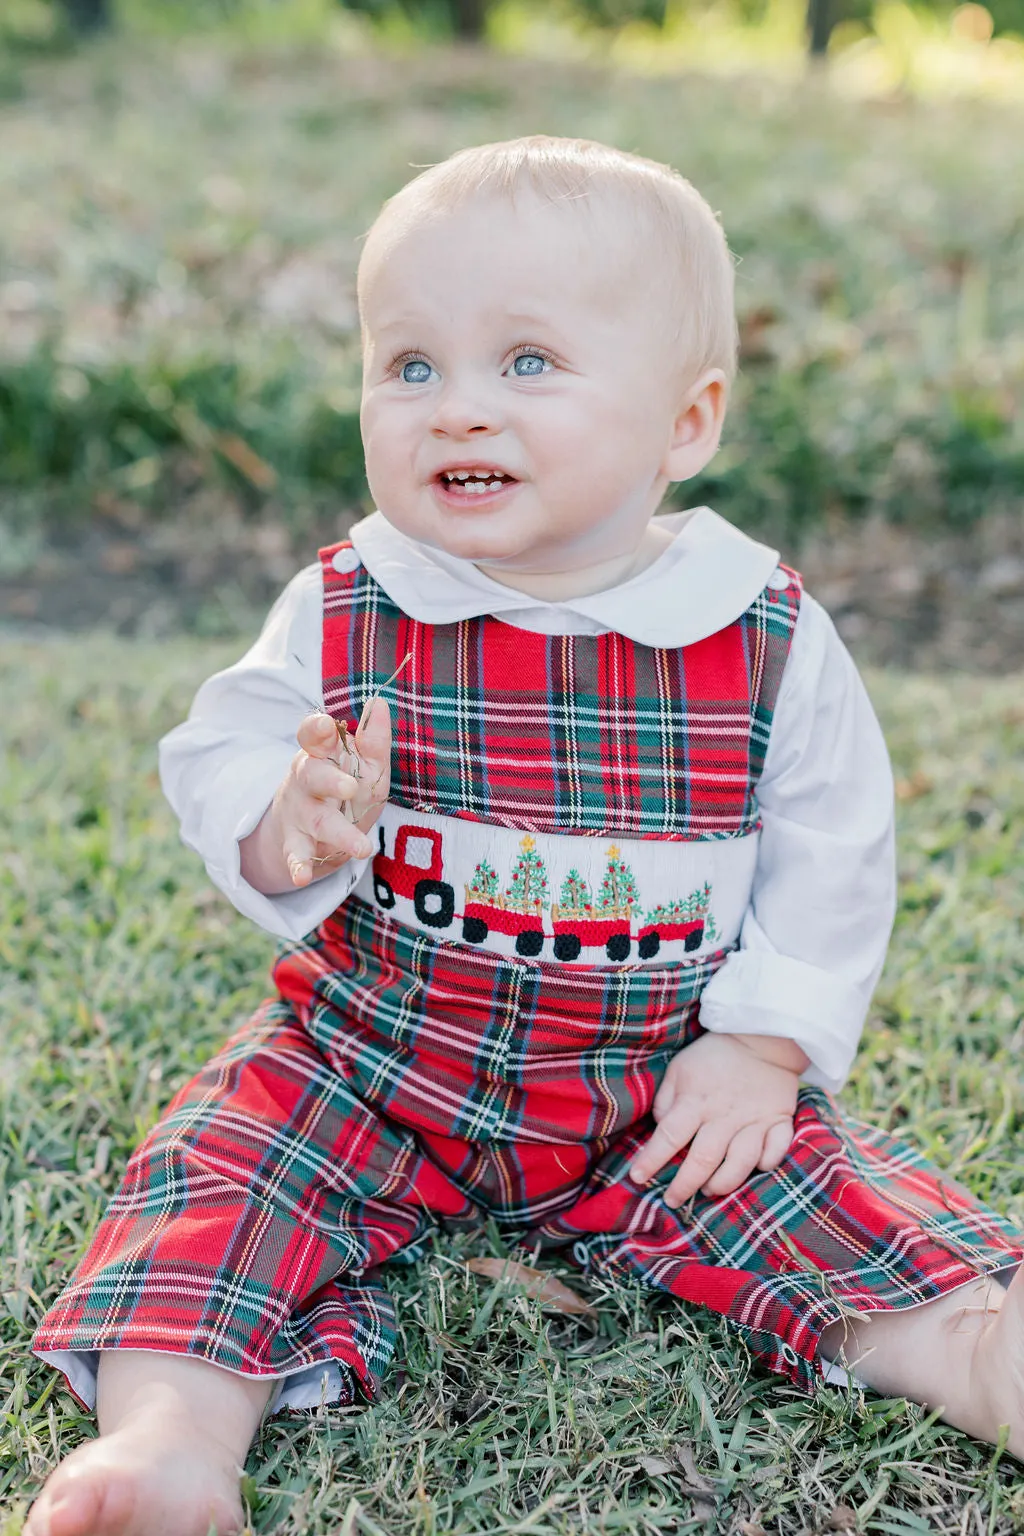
29 1002 425 1532
26 1351 271 1536
821 1266 1024 1455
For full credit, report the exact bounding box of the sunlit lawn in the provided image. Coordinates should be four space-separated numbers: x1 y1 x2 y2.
1 634 1023 1534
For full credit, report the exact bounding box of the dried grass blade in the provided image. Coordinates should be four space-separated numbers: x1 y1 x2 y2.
466 1257 598 1318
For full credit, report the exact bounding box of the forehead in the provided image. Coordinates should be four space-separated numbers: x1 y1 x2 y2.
359 191 645 339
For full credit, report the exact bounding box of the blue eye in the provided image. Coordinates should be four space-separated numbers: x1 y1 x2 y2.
511 353 548 377
400 359 433 384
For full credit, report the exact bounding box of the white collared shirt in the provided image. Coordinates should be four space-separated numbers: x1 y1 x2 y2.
159 507 896 1091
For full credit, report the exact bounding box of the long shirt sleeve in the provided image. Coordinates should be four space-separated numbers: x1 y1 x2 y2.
158 561 371 941
697 594 896 1091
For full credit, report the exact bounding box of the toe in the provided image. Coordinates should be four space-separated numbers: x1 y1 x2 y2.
25 1426 244 1536
26 1474 103 1536
28 1460 132 1536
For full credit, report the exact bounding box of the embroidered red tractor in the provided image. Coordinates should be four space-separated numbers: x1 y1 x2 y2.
372 823 455 930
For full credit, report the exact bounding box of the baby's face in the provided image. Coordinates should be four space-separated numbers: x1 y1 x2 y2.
359 193 687 575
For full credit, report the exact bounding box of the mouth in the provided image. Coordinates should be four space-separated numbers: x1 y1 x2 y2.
434 465 519 499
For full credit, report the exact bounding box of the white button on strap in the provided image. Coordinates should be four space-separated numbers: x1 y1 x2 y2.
766 567 790 592
332 547 361 575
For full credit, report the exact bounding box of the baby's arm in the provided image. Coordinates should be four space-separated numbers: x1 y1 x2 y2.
631 593 896 1203
159 561 382 939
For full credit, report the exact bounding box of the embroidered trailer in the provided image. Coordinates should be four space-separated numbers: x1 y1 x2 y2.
463 837 547 954
367 818 717 964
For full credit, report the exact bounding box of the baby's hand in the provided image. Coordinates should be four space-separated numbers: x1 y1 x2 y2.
240 699 391 894
629 1032 806 1208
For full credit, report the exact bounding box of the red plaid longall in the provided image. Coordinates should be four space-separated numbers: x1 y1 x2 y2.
34 543 1023 1404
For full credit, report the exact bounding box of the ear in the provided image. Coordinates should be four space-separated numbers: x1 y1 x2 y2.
662 370 729 483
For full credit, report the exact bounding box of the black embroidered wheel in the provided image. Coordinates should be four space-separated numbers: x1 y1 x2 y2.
462 916 488 944
413 879 455 929
553 933 582 961
606 934 630 962
515 929 544 957
373 876 396 909
637 932 660 960
685 925 704 952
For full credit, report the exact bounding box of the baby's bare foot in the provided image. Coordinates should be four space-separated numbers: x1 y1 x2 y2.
25 1415 245 1536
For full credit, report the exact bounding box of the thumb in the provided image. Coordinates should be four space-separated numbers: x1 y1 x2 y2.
354 696 391 766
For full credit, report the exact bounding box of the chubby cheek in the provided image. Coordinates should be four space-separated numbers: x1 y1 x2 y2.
536 388 658 487
364 448 405 518
540 426 653 525
362 407 422 514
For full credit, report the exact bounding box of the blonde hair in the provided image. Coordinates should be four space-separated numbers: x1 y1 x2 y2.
357 135 738 382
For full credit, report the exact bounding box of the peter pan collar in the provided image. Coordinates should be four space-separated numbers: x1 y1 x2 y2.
348 506 781 649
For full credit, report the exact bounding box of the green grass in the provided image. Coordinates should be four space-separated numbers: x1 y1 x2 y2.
1 34 1023 557
1 634 1023 1533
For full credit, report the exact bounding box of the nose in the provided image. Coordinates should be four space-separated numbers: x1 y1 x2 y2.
428 376 499 439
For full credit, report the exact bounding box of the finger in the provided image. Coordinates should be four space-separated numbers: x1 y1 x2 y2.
662 1123 731 1209
282 827 317 887
652 1067 680 1122
701 1122 769 1197
308 806 374 861
295 755 360 805
297 711 342 759
629 1102 701 1186
758 1116 794 1172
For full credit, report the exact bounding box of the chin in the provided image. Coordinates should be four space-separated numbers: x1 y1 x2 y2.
422 511 538 566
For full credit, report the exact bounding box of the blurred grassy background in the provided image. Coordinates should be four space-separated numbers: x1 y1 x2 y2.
0 0 1022 652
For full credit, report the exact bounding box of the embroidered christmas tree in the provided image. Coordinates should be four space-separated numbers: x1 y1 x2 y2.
504 835 548 912
557 868 592 914
467 859 499 902
645 883 713 926
697 883 718 943
596 845 639 915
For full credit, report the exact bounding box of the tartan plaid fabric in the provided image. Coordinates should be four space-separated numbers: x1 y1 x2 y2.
34 901 1023 1398
321 544 801 838
543 1092 1024 1392
33 549 1024 1403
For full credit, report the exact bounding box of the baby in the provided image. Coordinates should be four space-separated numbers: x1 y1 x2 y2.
27 137 1024 1536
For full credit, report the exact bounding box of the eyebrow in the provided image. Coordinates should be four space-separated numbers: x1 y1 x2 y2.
369 309 572 345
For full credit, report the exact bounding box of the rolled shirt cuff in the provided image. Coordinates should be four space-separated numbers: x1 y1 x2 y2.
34 1348 348 1414
698 948 866 1091
190 745 368 942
